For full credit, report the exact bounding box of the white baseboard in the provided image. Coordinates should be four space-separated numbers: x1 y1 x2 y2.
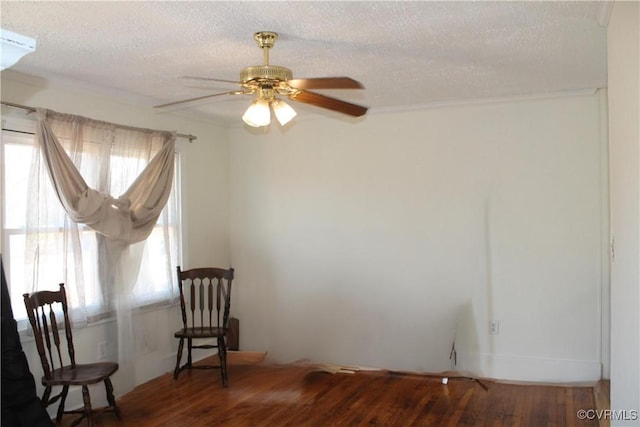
456 351 602 383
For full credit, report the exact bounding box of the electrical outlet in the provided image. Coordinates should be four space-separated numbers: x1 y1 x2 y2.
98 341 108 360
489 320 500 335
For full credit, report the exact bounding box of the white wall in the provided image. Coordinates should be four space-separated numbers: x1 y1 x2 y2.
608 1 640 425
229 93 606 382
0 73 230 411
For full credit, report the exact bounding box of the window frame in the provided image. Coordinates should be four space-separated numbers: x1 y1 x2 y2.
1 115 184 329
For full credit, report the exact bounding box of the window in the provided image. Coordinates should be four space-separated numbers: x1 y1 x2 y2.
1 124 183 326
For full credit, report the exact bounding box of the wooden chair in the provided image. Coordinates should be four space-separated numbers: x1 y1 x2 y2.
174 266 235 387
23 284 121 427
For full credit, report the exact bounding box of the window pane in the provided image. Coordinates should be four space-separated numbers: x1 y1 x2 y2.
7 232 27 320
133 153 182 306
2 129 183 323
4 141 32 228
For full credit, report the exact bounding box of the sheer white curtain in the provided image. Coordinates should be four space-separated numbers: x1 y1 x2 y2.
25 108 178 393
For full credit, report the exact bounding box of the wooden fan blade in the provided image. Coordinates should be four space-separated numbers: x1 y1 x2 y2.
287 77 364 90
182 76 240 85
154 91 242 109
290 90 368 117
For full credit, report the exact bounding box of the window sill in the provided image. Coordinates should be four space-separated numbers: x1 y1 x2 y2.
17 298 179 342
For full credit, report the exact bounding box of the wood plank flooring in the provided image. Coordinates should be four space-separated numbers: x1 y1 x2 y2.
57 355 599 426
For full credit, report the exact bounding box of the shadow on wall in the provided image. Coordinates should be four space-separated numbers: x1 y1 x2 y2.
452 299 482 376
453 199 497 378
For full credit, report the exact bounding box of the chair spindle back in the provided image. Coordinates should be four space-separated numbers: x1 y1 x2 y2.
23 284 76 380
177 267 234 333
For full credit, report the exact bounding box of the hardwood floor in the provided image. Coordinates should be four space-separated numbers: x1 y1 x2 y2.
57 354 599 427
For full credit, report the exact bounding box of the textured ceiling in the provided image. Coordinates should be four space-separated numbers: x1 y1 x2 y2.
1 1 609 125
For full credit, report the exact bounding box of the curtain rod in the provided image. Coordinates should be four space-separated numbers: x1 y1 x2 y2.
1 101 197 142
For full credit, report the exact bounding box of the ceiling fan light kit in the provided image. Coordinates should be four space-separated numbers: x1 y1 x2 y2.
242 97 271 127
271 98 297 126
242 96 297 128
155 31 368 128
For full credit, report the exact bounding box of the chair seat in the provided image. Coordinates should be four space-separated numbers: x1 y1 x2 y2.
175 326 225 339
44 362 119 386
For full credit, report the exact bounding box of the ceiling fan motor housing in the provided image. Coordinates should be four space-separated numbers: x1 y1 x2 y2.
240 65 293 84
242 31 293 85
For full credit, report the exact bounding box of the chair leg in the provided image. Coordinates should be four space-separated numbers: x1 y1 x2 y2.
56 385 69 422
174 338 184 380
186 338 193 368
104 378 121 419
41 386 52 407
81 385 93 427
218 336 229 387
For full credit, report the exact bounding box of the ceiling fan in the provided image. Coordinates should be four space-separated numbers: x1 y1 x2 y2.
154 31 368 127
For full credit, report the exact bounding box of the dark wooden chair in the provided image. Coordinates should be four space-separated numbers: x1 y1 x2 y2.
23 284 121 427
174 266 234 387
